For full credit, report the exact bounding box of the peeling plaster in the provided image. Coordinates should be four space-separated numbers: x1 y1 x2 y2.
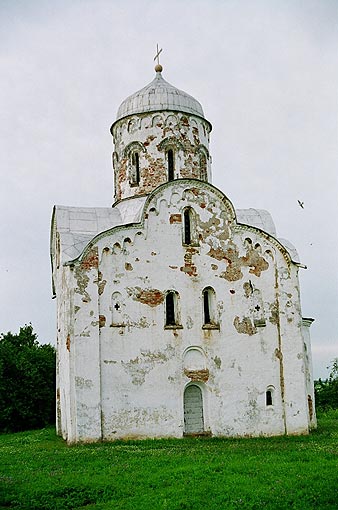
184 368 209 382
234 316 257 336
128 287 164 307
121 346 175 385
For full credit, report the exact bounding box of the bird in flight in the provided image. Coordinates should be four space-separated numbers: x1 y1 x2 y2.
297 200 304 209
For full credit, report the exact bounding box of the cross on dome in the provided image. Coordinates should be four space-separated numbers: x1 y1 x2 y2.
154 43 163 73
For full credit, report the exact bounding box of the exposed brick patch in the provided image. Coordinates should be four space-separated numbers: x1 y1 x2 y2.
187 187 200 196
208 242 268 282
275 348 283 361
233 316 257 336
98 280 107 295
269 302 279 325
81 247 99 271
207 246 227 261
243 281 253 297
169 214 182 224
242 247 269 277
143 134 156 147
184 368 209 382
180 247 198 277
133 288 164 307
99 315 106 328
94 272 106 296
220 266 243 282
308 395 314 420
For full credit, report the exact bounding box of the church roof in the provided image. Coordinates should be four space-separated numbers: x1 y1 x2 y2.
51 199 146 264
115 70 205 122
236 209 277 237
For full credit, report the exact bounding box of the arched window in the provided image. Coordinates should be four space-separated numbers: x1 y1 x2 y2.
202 287 218 328
266 389 273 406
124 141 145 186
203 289 211 324
165 291 181 328
183 208 192 245
130 151 140 185
182 207 197 246
165 291 176 326
167 149 174 181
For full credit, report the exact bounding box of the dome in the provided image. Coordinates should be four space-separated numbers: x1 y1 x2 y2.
115 70 205 122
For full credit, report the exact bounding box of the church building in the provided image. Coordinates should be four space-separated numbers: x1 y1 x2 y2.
51 61 316 443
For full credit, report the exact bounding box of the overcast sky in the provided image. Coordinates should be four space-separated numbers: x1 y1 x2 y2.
1 0 337 379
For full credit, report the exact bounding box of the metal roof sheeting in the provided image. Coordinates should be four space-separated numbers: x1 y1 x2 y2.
116 72 205 121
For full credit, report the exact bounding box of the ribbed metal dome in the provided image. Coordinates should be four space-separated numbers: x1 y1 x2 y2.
116 71 205 121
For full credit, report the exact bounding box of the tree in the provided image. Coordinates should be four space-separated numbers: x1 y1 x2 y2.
314 358 338 412
0 325 56 433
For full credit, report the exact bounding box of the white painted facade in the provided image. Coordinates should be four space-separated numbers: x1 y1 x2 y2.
51 67 316 443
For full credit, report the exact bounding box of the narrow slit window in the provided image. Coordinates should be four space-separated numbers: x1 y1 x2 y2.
202 287 218 328
184 209 191 245
134 152 140 184
266 390 273 406
166 292 176 326
168 149 174 181
131 151 140 185
203 289 211 324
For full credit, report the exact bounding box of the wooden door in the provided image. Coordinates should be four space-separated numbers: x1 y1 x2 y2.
184 385 204 434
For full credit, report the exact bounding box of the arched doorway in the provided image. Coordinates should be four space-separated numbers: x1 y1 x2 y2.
184 385 204 434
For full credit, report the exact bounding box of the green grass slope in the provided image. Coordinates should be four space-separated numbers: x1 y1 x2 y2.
1 411 337 510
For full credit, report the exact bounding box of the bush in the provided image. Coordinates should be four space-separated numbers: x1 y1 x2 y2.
315 358 338 412
0 325 56 432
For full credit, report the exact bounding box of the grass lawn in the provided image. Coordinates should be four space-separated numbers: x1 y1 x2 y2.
0 411 337 510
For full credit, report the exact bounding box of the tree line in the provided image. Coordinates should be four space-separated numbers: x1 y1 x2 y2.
314 358 338 412
0 325 55 432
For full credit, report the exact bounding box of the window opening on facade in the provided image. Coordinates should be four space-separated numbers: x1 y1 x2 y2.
266 389 273 406
167 149 174 181
130 151 140 185
203 289 211 324
202 287 218 328
184 208 192 245
165 291 176 326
